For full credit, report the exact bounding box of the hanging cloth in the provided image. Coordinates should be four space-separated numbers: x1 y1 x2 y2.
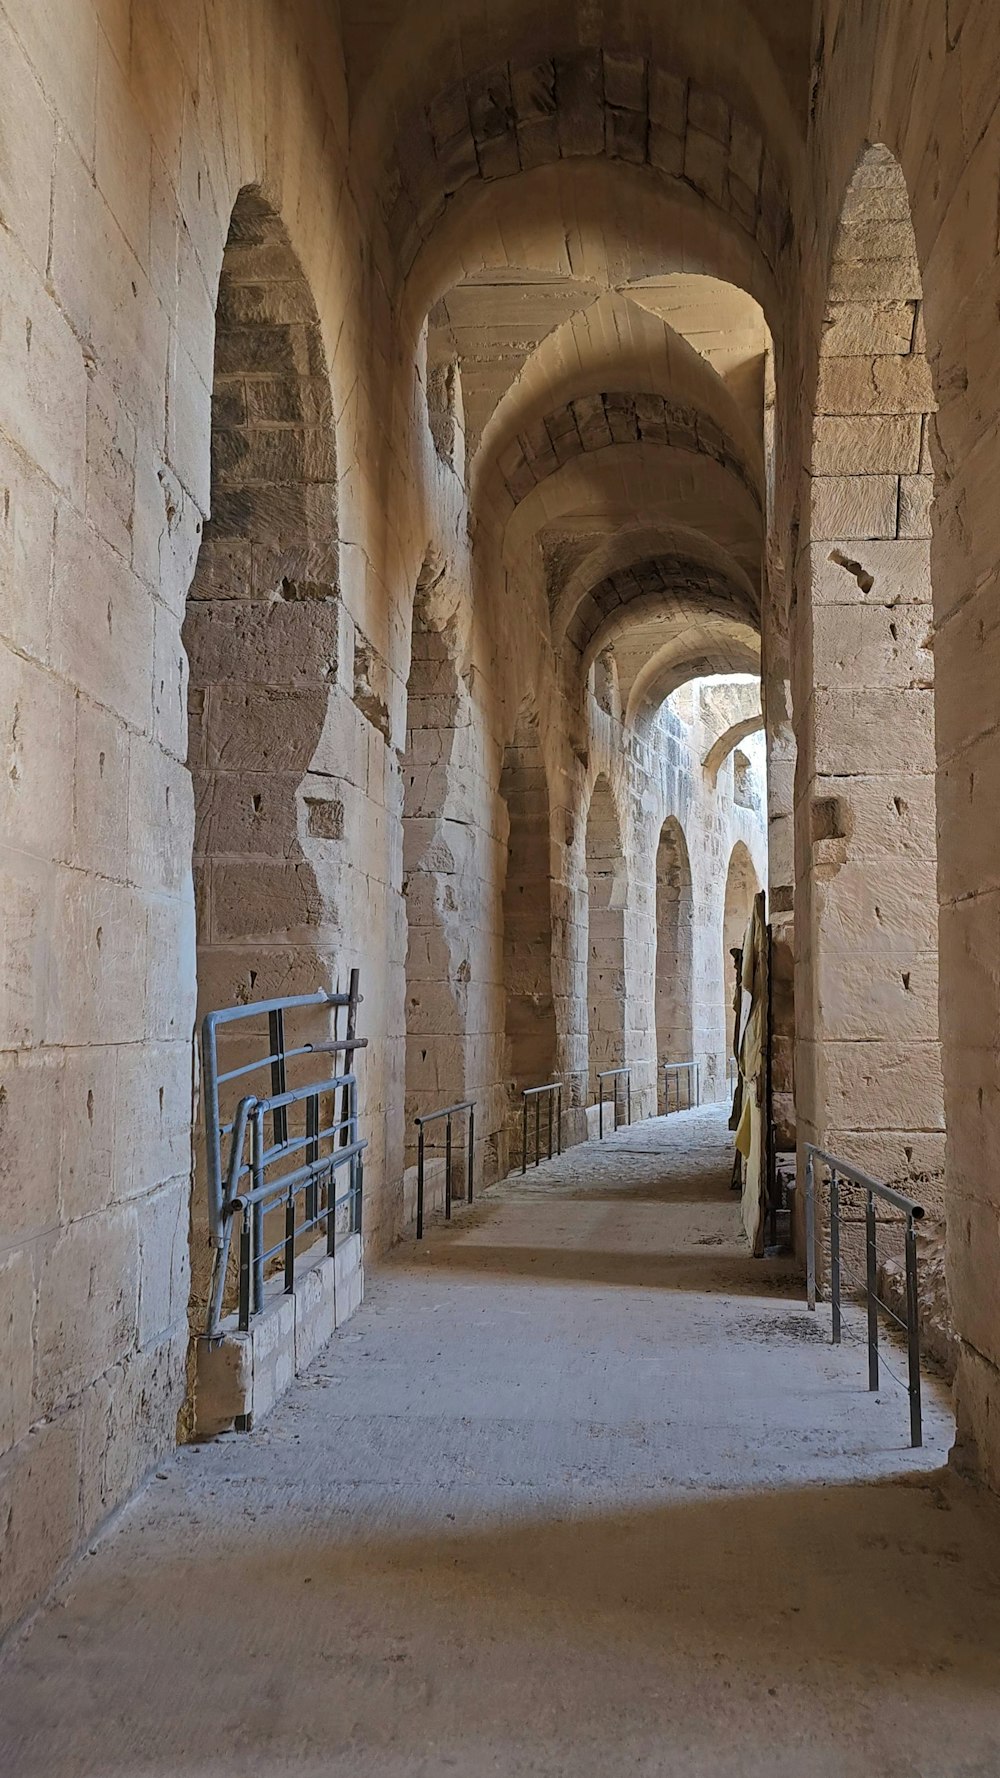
736 891 768 1255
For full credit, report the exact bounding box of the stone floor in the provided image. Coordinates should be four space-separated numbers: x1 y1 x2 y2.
3 1108 1000 1777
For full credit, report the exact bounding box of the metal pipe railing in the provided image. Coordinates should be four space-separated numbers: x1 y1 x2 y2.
414 1100 475 1239
596 1067 631 1139
662 1060 700 1114
804 1144 925 1447
521 1082 563 1172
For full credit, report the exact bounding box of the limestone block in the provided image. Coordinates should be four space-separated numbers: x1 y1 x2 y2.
195 1329 253 1438
953 1343 1000 1492
816 948 939 1044
554 51 604 157
811 602 932 691
59 1043 117 1222
810 473 899 541
0 1417 81 1637
137 1178 189 1348
818 1038 944 1136
0 1247 34 1456
293 1247 338 1374
184 598 341 690
131 733 193 892
246 1292 297 1424
71 696 131 882
78 1327 185 1539
52 507 155 732
0 227 87 504
687 84 729 143
0 852 50 1047
816 353 933 416
808 536 929 606
898 472 933 538
0 433 57 663
812 687 936 773
812 414 922 476
143 890 196 1043
0 12 56 275
47 870 150 1047
0 649 74 866
821 302 915 356
34 1207 140 1416
0 1049 61 1245
203 686 331 773
938 739 1000 903
209 859 328 942
947 1193 1000 1371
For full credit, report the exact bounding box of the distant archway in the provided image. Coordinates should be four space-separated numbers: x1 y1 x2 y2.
585 776 626 1096
501 705 557 1112
655 818 694 1067
722 840 761 1053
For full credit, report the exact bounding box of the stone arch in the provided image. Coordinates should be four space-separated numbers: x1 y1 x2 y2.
722 839 762 1043
383 53 792 283
655 817 694 1067
703 713 765 783
183 186 341 1325
585 774 627 1096
496 391 762 513
801 142 942 1197
401 550 469 1169
500 704 557 1114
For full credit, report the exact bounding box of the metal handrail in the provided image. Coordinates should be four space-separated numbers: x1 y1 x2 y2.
201 977 366 1243
804 1144 925 1447
662 1060 700 1114
202 977 366 1335
521 1081 563 1172
414 1100 475 1239
596 1067 631 1140
208 1069 366 1335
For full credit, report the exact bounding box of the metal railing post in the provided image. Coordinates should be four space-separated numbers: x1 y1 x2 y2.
557 1084 563 1154
416 1125 425 1240
547 1089 554 1160
599 1085 604 1142
830 1168 842 1345
445 1112 453 1220
468 1104 475 1203
805 1148 816 1311
905 1215 923 1448
626 1072 632 1127
865 1187 880 1392
522 1096 528 1174
534 1094 541 1168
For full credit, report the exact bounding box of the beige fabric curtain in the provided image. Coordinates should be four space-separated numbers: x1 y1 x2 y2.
733 890 768 1255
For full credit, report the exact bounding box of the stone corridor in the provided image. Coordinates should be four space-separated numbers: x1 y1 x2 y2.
5 1109 996 1778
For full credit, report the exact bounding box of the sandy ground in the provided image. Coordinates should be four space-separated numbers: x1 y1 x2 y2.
3 1107 999 1778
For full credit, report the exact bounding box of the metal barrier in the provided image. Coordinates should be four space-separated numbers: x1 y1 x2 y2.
521 1081 563 1172
662 1060 701 1114
597 1067 631 1139
805 1144 925 1447
201 977 367 1336
414 1100 475 1239
725 1055 738 1092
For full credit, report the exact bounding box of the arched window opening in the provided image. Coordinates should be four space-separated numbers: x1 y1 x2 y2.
183 187 340 1338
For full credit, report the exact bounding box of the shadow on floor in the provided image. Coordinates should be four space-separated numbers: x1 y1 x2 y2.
394 1237 803 1298
4 1471 1000 1776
